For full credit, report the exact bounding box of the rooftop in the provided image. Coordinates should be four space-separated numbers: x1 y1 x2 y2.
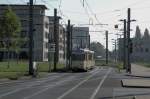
0 4 48 9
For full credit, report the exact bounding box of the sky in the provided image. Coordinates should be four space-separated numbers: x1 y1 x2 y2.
1 0 150 51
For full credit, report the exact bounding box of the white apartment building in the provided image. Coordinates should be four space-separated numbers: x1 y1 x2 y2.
49 16 66 63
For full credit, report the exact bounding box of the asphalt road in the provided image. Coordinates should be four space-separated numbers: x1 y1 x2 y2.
0 67 128 99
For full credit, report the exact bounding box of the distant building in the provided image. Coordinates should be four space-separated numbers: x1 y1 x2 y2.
72 27 90 50
118 26 150 62
0 4 49 61
132 27 150 62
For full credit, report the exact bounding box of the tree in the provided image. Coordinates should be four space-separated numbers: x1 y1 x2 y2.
0 6 21 68
143 28 150 40
135 26 142 39
90 42 105 59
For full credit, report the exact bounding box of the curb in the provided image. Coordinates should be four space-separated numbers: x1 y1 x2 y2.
121 80 150 88
126 74 150 78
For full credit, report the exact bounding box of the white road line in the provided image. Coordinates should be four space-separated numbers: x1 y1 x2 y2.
0 74 67 98
89 67 99 73
57 70 101 99
23 76 76 99
90 68 112 99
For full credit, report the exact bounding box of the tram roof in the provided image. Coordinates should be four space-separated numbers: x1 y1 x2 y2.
72 48 94 54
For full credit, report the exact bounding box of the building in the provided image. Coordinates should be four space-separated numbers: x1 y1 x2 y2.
118 26 150 62
0 4 50 61
49 16 66 63
132 28 150 62
72 27 90 50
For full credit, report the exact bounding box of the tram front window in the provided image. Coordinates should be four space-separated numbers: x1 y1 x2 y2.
72 54 85 61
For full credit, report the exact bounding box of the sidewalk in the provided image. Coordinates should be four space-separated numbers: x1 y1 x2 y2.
114 88 150 99
122 64 150 88
130 64 150 78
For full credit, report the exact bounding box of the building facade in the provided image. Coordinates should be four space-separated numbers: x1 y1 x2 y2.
49 16 66 63
0 4 49 61
72 27 90 50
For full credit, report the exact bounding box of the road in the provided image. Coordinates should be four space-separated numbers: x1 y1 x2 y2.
0 67 128 99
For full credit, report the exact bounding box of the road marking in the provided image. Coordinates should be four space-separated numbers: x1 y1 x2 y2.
57 70 100 99
0 74 67 98
90 68 112 99
89 67 99 73
23 76 76 99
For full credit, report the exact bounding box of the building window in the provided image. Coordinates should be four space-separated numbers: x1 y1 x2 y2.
45 42 48 49
59 38 63 42
59 53 63 59
45 22 49 29
21 30 27 37
44 52 48 59
136 48 139 52
145 48 149 53
59 45 63 51
45 32 49 39
141 48 143 53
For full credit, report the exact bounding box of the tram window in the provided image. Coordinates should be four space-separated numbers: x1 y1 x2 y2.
72 54 85 60
89 54 92 60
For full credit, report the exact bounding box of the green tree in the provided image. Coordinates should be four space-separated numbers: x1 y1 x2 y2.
0 6 21 68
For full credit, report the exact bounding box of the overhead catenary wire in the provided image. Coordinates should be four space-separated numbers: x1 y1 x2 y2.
40 0 55 9
80 0 91 20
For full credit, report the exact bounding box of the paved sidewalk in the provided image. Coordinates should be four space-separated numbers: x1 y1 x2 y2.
122 79 150 88
130 64 150 77
122 64 150 88
114 88 150 99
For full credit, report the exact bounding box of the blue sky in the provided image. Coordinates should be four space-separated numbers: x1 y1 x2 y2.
1 0 150 50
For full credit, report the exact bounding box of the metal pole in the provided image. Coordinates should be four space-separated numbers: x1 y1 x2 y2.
106 31 108 65
48 36 51 72
123 19 127 70
48 49 51 72
88 35 90 49
29 0 34 75
127 8 131 73
67 20 71 69
115 40 117 63
54 8 58 71
118 35 122 62
70 25 73 69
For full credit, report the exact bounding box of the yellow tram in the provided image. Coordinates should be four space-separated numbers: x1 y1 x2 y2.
71 49 95 71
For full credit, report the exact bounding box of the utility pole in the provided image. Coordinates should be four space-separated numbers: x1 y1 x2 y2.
54 8 58 71
106 31 108 65
67 20 71 70
127 8 131 73
70 25 73 69
29 0 34 75
115 40 117 63
118 34 122 62
88 35 90 49
123 19 127 70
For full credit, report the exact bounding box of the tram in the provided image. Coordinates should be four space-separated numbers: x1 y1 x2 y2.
71 49 95 71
